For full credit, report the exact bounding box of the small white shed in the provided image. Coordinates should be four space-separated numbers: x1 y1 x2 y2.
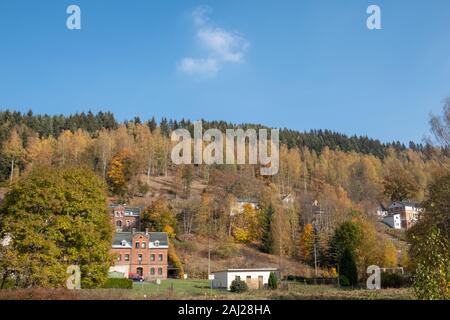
212 268 278 290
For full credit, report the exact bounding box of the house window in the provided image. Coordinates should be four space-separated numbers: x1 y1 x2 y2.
135 242 140 249
138 254 143 262
246 276 251 281
126 220 131 227
141 242 146 249
154 240 160 247
116 220 122 228
124 254 130 261
121 240 127 247
235 276 241 281
158 254 163 261
150 268 155 275
158 268 163 275
117 254 121 261
150 254 155 261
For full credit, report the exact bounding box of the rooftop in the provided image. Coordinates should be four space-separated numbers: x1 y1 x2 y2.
213 268 278 273
113 231 169 247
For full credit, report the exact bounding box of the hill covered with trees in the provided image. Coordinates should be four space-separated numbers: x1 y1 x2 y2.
0 108 449 296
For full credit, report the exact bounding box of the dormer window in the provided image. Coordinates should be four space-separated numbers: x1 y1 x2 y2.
121 240 127 247
154 240 160 247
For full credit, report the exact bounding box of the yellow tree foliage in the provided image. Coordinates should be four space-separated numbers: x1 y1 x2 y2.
107 149 133 196
3 129 24 184
381 239 398 267
298 223 315 263
232 204 261 243
26 136 55 168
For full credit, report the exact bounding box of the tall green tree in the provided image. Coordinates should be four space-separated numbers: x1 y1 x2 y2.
408 173 450 299
411 228 449 300
260 204 274 254
0 166 113 288
327 220 363 266
339 247 358 287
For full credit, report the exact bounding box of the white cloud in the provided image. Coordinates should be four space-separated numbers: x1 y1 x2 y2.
198 28 249 63
179 6 249 77
178 57 219 77
192 5 211 27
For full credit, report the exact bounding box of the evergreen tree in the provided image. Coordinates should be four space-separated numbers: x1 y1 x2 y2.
268 272 278 289
339 247 358 287
261 204 274 254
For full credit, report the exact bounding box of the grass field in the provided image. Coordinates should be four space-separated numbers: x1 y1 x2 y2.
132 279 224 298
0 279 415 300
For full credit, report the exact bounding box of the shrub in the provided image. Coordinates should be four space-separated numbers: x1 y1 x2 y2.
268 272 278 289
211 241 237 259
230 279 248 293
338 275 350 287
381 272 409 288
103 278 133 289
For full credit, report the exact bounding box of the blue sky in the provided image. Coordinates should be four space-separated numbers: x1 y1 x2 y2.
1 0 450 143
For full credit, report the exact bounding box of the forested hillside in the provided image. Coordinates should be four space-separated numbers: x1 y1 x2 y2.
1 109 449 282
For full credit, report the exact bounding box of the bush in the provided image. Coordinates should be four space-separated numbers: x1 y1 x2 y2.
339 248 358 286
211 241 237 259
268 272 278 289
230 279 248 293
338 275 350 287
381 272 409 288
103 278 133 289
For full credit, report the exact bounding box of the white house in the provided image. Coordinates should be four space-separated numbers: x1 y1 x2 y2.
212 268 278 290
383 213 402 229
281 193 295 207
376 206 388 220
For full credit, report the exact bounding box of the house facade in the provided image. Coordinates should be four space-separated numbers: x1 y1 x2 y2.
109 229 169 280
383 213 402 229
212 268 278 290
387 201 421 230
110 204 142 232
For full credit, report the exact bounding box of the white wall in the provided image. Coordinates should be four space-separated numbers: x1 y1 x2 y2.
109 265 129 276
212 272 228 289
213 271 274 290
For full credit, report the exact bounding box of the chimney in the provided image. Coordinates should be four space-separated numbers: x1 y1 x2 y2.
132 228 136 234
145 228 149 236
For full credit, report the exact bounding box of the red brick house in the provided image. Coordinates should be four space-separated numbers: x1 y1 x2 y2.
110 204 142 232
109 229 169 280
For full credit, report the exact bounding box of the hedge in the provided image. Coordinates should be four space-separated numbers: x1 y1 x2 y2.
381 272 410 288
103 278 133 289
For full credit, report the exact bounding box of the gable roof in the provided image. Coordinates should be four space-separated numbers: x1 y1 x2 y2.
109 204 143 215
389 200 420 208
113 232 169 246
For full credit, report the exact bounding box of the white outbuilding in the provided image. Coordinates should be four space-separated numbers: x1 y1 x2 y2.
212 268 278 290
